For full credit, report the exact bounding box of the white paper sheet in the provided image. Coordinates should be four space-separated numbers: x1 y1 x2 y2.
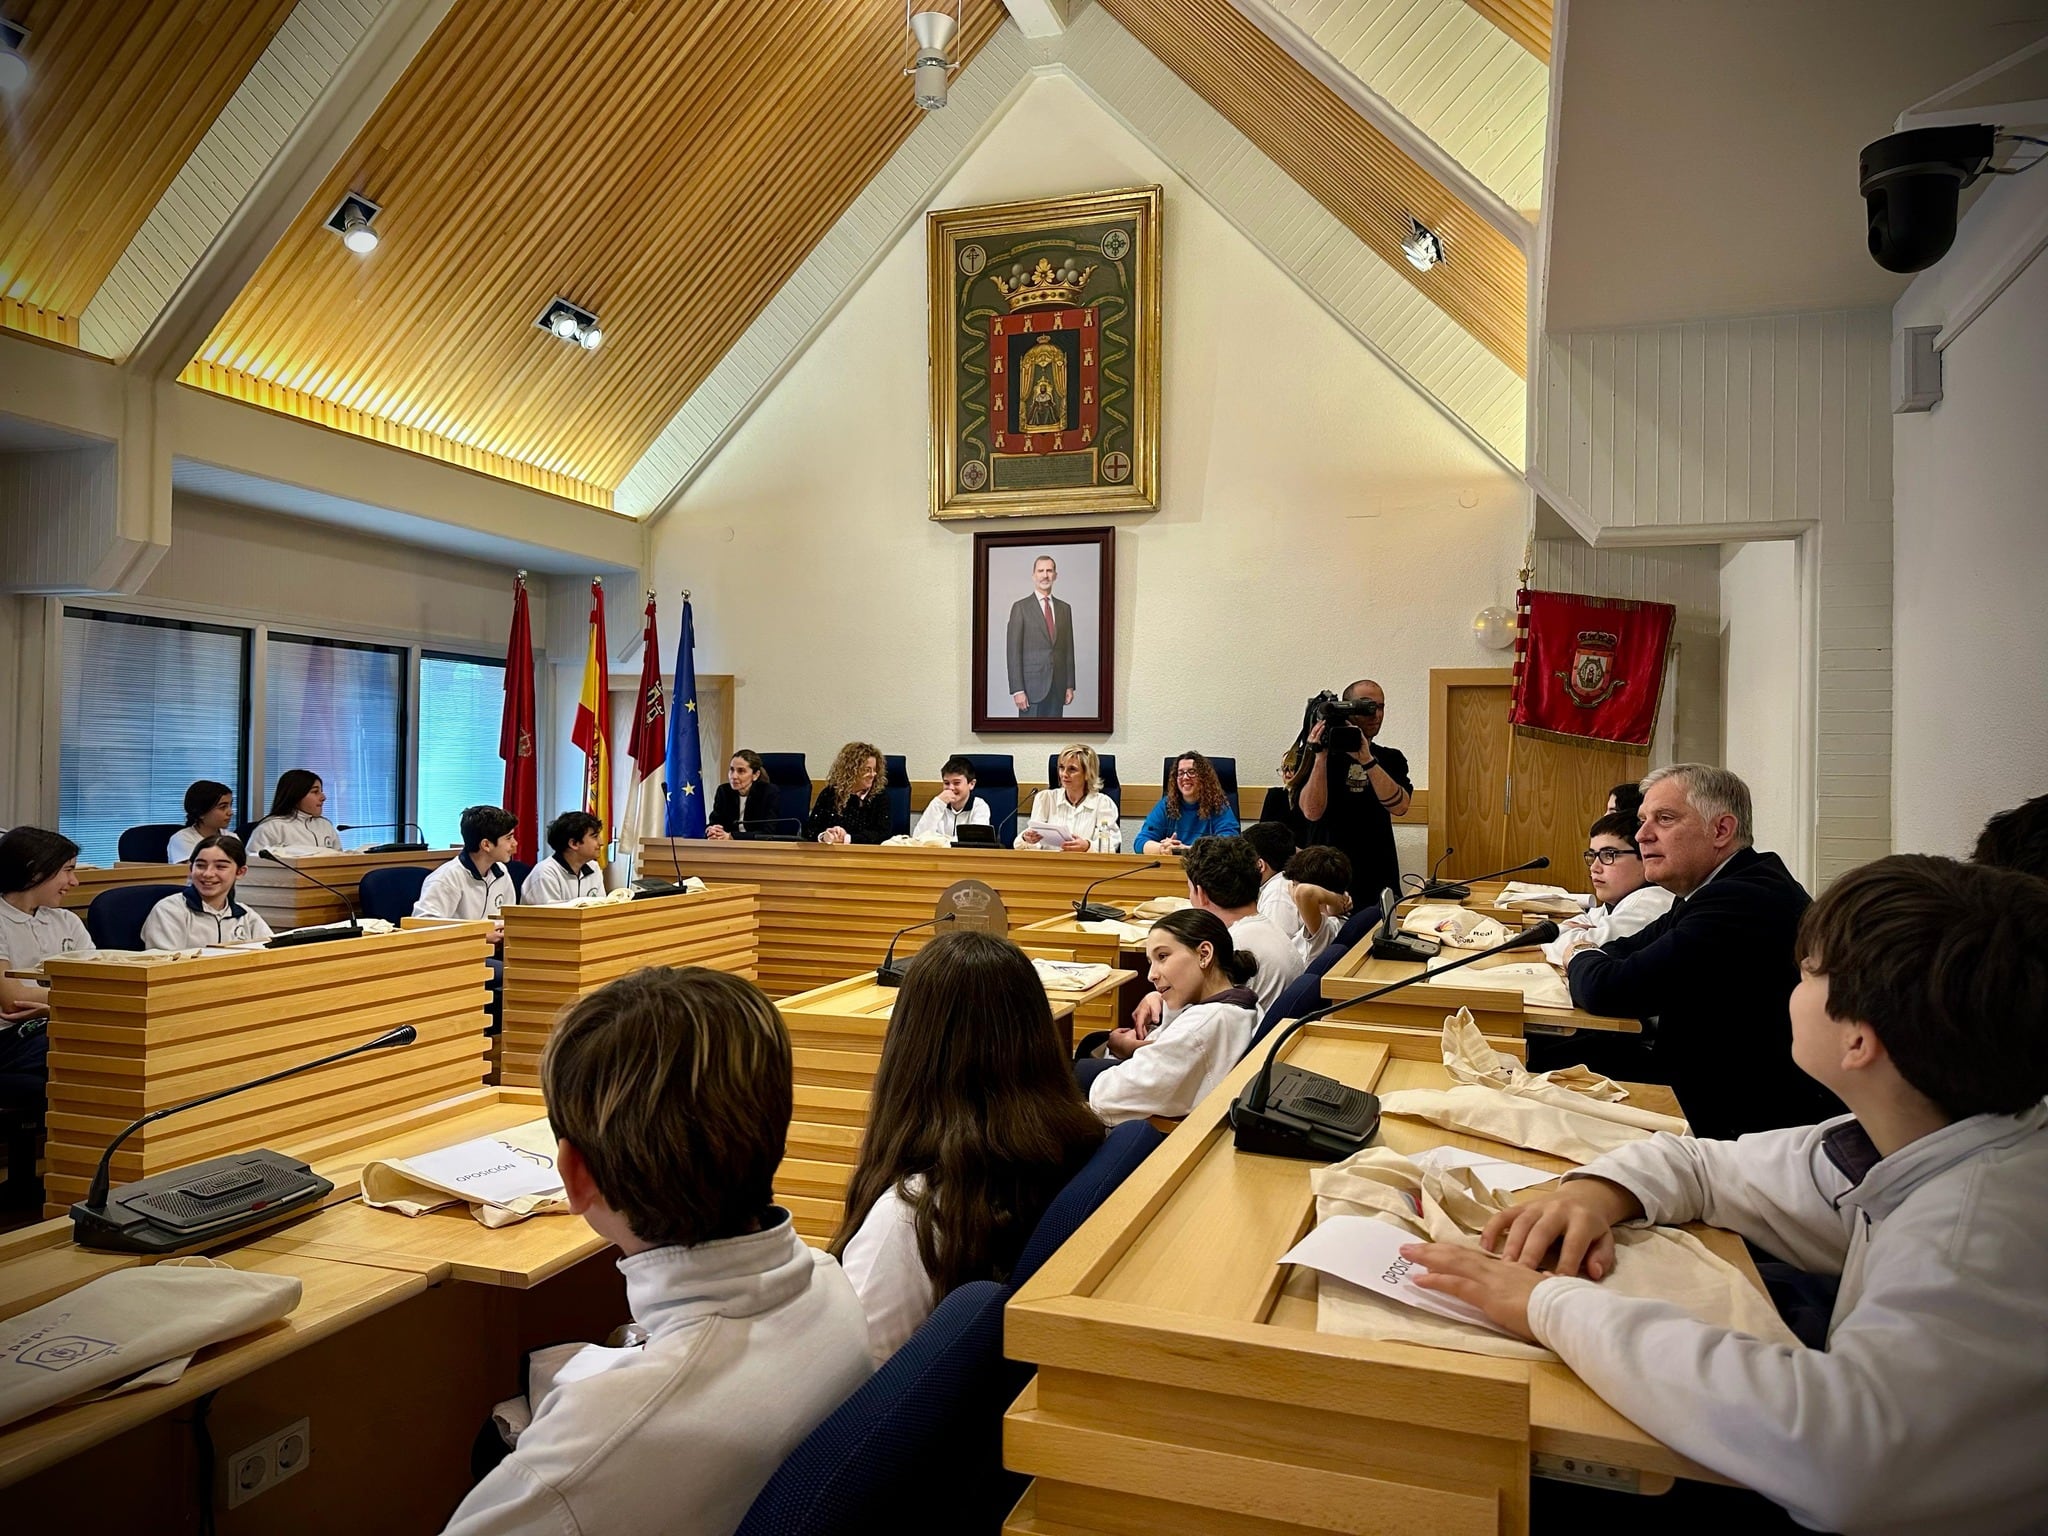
1279 1215 1513 1336
1407 1144 1557 1195
1022 823 1075 849
396 1127 565 1209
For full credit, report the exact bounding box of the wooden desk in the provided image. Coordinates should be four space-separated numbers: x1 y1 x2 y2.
234 848 446 929
497 885 761 1086
649 840 1187 999
60 861 186 912
1003 1017 1742 1535
774 972 1093 1242
1322 946 1639 1037
39 924 495 1215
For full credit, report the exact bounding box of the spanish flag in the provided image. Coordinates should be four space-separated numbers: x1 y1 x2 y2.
571 579 612 841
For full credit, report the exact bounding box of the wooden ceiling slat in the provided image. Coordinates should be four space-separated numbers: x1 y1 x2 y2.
0 0 295 327
1460 0 1552 64
189 0 1008 496
1098 0 1526 375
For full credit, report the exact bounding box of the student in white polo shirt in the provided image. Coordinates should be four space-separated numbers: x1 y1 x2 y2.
414 805 519 939
0 828 96 1080
912 756 992 841
141 835 274 950
522 811 607 905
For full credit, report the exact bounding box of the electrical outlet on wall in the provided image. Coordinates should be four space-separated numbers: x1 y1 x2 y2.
226 1417 311 1508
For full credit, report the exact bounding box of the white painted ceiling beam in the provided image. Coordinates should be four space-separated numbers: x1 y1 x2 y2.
999 0 1072 38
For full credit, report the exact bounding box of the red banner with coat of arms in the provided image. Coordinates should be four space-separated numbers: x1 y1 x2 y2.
1510 588 1676 751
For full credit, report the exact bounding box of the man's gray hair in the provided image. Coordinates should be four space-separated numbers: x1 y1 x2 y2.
1641 764 1754 846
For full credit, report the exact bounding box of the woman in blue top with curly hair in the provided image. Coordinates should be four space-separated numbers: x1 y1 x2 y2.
1137 751 1240 854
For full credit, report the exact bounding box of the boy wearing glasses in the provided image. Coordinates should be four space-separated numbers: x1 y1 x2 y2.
1543 810 1675 966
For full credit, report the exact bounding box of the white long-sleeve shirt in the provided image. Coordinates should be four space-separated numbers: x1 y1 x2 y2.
442 1215 873 1536
413 856 515 921
1227 911 1301 1014
140 888 274 950
1015 788 1121 851
243 813 343 857
912 795 990 841
518 854 603 906
838 1180 937 1366
1528 1105 2048 1536
1088 991 1257 1124
1540 881 1676 965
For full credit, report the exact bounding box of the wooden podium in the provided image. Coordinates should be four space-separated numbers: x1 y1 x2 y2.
497 886 760 1087
233 848 444 929
38 923 495 1217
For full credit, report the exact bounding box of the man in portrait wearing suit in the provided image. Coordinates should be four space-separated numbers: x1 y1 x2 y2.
1005 554 1075 718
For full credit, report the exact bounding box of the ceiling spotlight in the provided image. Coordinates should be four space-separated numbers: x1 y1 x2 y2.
537 296 603 352
907 0 960 111
325 192 382 255
1402 217 1444 272
0 20 30 92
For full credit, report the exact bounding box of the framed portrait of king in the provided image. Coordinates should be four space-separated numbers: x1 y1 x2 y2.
928 186 1161 521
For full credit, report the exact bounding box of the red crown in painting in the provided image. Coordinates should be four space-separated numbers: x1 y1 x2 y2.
992 257 1096 311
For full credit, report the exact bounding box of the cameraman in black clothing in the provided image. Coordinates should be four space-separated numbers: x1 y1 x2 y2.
1291 679 1412 907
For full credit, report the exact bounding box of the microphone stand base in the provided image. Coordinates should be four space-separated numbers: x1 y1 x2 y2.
1229 1067 1381 1161
1418 881 1472 900
1074 902 1127 923
71 1150 334 1254
1369 935 1440 963
874 961 910 987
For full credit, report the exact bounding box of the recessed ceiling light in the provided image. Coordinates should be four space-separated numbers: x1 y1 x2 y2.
1402 217 1444 272
0 20 30 92
325 192 382 255
537 296 603 352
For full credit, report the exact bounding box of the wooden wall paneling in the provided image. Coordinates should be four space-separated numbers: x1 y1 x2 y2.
234 848 453 929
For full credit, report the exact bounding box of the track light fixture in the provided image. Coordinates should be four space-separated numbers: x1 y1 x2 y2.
537 297 603 352
0 19 30 93
907 0 960 111
325 192 381 254
1402 217 1445 272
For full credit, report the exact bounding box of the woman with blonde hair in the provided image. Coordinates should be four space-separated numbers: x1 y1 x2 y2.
1137 750 1239 854
1017 744 1121 851
804 741 890 845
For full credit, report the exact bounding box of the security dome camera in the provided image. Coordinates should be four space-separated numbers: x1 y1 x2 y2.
1859 124 1995 273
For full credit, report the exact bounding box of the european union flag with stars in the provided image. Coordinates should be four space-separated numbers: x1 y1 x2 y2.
664 599 707 837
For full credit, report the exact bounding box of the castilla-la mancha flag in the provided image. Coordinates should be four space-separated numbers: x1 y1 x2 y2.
1510 588 1676 751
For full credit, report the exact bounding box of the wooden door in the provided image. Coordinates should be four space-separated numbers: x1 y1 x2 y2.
1429 668 1647 891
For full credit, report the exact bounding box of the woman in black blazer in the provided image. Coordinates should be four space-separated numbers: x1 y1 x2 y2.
804 740 892 845
706 750 783 838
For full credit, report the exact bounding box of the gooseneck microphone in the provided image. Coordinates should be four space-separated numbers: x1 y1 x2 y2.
336 821 428 852
72 1024 420 1253
876 912 957 987
1425 854 1551 901
258 848 361 938
1413 845 1460 899
1229 920 1562 1162
1074 860 1164 922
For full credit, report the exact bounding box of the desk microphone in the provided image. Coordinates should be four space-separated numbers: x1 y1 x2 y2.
1230 920 1561 1162
336 821 428 852
71 1024 419 1253
1369 884 1440 962
876 912 956 987
993 806 1025 849
1410 845 1456 898
1422 854 1550 902
259 849 360 932
1074 860 1164 922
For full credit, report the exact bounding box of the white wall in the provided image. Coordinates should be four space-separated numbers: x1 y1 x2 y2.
649 74 1525 833
1720 538 1802 864
1892 171 2048 857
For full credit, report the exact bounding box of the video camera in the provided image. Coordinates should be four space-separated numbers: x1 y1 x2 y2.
1300 689 1382 759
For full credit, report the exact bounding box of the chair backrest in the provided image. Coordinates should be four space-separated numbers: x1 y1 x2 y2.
883 755 912 838
1011 1119 1165 1288
1160 755 1239 819
358 865 431 925
116 824 183 863
1045 752 1121 812
85 884 185 951
734 1279 1030 1536
958 754 1018 835
757 754 813 827
1252 902 1381 1046
507 859 532 900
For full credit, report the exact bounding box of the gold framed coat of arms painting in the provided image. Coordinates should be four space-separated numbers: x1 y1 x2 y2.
927 186 1161 521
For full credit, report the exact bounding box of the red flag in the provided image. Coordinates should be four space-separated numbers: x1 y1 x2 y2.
628 594 666 779
499 575 539 861
1510 588 1676 750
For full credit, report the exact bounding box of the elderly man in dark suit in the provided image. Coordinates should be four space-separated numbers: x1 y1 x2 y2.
1004 553 1075 718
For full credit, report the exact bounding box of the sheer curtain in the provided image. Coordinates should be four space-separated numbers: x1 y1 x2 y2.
263 635 404 836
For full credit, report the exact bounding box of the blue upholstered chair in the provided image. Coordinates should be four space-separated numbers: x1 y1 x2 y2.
1160 755 1239 819
756 754 813 828
733 1279 1029 1536
85 884 185 951
1252 903 1382 1049
117 824 183 863
1045 752 1121 813
883 755 912 838
507 859 532 901
1011 1118 1164 1288
358 866 431 925
958 754 1017 836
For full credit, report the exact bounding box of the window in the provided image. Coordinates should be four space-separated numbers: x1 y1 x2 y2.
59 610 249 866
263 635 404 839
418 653 507 848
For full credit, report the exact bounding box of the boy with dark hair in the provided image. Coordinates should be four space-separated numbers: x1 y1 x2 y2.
1242 821 1303 946
912 755 989 841
522 811 606 906
1405 855 2048 1534
443 967 871 1535
414 804 519 935
1282 844 1354 963
1972 792 2048 881
1148 835 1300 1014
